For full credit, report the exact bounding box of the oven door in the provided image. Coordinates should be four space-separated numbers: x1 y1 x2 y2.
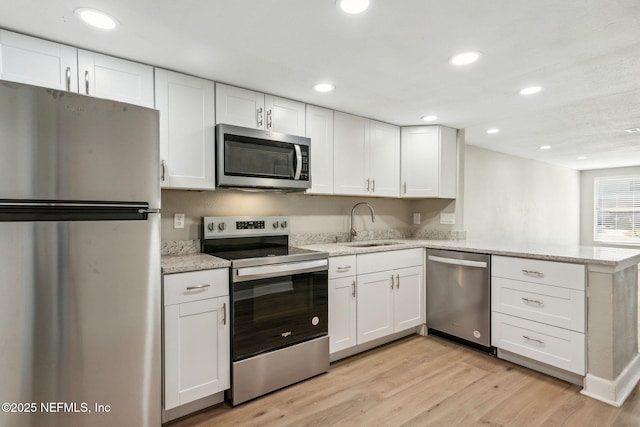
231 267 328 361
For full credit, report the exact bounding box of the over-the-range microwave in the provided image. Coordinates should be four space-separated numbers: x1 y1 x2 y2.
215 124 311 191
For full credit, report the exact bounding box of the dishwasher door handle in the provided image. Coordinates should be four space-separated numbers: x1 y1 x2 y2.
428 255 488 269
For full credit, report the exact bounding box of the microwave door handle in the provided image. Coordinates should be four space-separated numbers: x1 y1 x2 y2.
293 144 303 180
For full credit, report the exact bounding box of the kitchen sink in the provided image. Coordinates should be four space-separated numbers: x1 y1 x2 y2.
345 241 401 248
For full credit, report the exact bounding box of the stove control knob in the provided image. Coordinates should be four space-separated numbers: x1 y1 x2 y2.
272 221 280 229
218 222 226 231
207 223 215 231
281 221 288 229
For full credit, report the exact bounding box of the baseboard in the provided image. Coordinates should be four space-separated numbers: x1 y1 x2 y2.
581 353 640 407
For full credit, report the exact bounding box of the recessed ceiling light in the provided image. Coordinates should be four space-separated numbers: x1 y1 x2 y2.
449 51 481 66
337 0 370 14
577 156 588 160
540 145 552 150
421 115 438 122
486 128 500 134
74 8 118 30
625 127 640 133
313 83 335 93
520 86 543 95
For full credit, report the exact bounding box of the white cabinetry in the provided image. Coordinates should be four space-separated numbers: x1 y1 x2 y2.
77 50 154 108
400 126 457 198
333 112 400 197
328 256 357 353
215 83 305 135
0 30 78 91
305 105 334 194
491 256 586 375
163 269 230 410
155 69 215 190
357 249 424 344
0 30 154 108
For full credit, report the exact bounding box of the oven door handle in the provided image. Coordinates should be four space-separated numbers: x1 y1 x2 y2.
234 259 328 282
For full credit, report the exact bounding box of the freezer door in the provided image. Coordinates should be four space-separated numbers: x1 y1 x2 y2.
0 81 159 207
0 215 161 427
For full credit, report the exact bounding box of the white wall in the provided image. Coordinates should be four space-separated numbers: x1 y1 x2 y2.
464 145 580 245
580 166 640 247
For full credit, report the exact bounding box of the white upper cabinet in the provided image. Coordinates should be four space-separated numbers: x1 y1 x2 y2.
155 69 216 190
215 83 265 129
400 126 457 198
334 112 369 195
215 83 305 135
265 94 306 135
77 50 154 108
0 30 78 91
334 112 400 196
369 120 400 197
305 105 334 195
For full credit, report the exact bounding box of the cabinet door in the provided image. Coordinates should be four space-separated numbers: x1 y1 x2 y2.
215 83 265 129
0 30 78 91
164 296 230 410
305 105 334 195
155 69 215 190
394 266 424 331
369 121 400 197
400 126 440 197
334 112 369 195
265 95 305 135
329 276 357 353
77 50 154 108
357 271 394 344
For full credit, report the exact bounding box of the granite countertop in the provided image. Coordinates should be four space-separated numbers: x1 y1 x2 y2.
298 239 640 270
161 254 230 274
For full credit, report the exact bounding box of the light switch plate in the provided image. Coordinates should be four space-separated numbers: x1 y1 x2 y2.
174 213 185 229
440 213 455 225
413 213 421 225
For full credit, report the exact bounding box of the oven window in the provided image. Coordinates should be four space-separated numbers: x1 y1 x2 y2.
224 137 294 179
232 271 328 361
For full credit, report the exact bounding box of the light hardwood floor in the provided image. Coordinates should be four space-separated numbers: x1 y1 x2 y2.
168 335 640 427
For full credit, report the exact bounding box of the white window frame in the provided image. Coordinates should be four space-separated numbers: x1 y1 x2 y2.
593 176 640 245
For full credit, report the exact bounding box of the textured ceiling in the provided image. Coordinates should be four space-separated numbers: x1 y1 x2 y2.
1 0 639 170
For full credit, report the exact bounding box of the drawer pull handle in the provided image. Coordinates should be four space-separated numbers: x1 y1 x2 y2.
522 269 544 277
222 302 227 326
336 266 352 272
521 297 544 306
351 280 356 298
185 284 211 291
522 335 545 345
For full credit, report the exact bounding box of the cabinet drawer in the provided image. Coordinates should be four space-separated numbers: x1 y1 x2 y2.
164 269 228 306
492 312 585 375
358 248 423 274
492 277 584 332
329 255 357 279
492 256 585 290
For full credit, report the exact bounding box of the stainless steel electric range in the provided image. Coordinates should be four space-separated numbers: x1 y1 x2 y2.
201 216 329 405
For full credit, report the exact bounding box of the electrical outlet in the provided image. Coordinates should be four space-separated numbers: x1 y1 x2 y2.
413 213 421 225
440 213 455 225
174 213 185 229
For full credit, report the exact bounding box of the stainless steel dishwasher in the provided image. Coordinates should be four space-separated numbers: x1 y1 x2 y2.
426 249 492 351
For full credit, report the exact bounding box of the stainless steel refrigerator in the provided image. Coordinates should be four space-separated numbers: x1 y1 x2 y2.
0 81 161 427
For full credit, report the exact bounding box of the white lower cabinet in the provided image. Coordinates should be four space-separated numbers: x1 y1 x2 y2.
491 256 586 376
328 249 424 354
163 269 230 410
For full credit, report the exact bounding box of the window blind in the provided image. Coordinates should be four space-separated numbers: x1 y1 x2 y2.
594 176 640 244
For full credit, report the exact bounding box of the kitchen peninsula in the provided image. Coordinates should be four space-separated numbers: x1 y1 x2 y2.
300 238 640 407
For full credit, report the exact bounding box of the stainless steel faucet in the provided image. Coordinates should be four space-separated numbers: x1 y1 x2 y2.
349 202 376 242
